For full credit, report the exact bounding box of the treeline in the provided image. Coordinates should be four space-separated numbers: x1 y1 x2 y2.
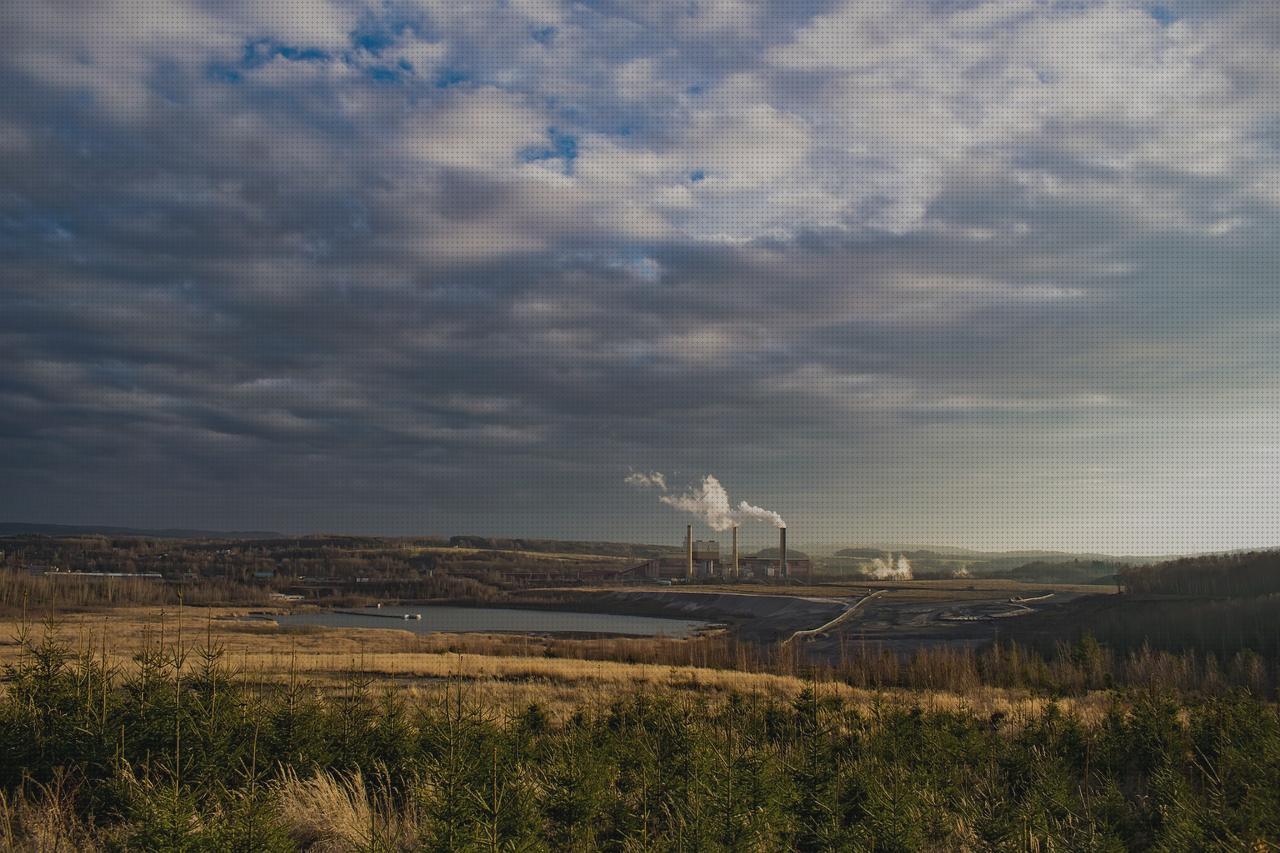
369 625 1280 698
829 548 1133 579
1060 594 1280 659
0 570 271 614
1120 549 1280 597
1005 559 1125 585
447 536 678 559
1 535 443 582
527 631 1278 697
3 629 1279 850
0 570 495 615
410 550 623 579
0 533 646 588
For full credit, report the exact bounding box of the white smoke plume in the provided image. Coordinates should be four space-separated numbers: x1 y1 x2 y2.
735 500 786 529
628 472 786 532
624 470 667 490
659 475 737 531
867 553 913 580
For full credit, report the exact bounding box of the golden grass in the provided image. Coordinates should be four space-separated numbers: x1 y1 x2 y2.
0 774 99 853
0 605 1117 726
273 768 416 852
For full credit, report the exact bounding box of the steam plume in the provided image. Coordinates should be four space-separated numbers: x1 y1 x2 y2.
627 472 786 532
735 500 786 529
867 553 913 580
659 475 736 531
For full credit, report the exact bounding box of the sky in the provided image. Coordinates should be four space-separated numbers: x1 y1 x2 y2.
1 0 1278 554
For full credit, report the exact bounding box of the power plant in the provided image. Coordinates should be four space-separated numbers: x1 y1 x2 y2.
626 524 808 582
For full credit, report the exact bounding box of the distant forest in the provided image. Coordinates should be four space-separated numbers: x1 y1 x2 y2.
1003 550 1280 660
1120 550 1280 598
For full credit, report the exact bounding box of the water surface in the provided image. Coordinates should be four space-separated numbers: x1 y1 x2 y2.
270 605 710 637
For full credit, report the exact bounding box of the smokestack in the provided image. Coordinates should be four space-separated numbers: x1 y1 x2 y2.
686 524 694 579
779 526 787 579
731 525 739 579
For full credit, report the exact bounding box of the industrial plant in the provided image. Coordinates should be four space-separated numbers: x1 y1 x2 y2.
622 524 811 582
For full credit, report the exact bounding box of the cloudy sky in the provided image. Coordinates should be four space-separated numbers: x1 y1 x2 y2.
2 0 1278 553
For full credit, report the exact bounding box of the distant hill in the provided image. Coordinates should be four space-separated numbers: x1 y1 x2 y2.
1119 549 1280 597
1004 548 1280 659
0 522 282 540
1006 559 1127 585
833 545 1149 563
445 536 679 560
753 547 811 560
833 545 1158 565
820 546 1153 583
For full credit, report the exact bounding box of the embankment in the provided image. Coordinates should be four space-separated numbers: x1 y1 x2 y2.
500 589 848 642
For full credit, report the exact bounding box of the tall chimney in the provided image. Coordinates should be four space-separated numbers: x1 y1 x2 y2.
779 526 787 579
731 525 739 579
686 524 694 580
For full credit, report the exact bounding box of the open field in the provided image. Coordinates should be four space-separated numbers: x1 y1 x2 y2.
557 577 1112 599
4 559 1280 849
4 602 1280 850
519 578 1112 651
0 606 1116 724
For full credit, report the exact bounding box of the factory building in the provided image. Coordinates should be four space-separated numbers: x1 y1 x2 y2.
622 525 810 582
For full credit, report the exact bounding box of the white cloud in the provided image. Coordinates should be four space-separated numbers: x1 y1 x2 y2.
8 0 1275 245
401 87 547 172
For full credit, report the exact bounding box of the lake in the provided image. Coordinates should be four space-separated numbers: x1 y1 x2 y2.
269 605 711 637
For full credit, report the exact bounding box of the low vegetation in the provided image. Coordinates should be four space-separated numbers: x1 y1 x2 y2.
3 605 1275 702
3 621 1279 851
5 538 1280 848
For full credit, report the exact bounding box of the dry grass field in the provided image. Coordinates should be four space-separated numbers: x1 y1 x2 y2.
0 604 1117 724
5 596 1278 849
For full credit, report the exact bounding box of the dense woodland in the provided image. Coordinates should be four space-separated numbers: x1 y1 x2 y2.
0 569 500 615
0 533 1180 589
1039 595 1280 660
1119 550 1280 598
0 534 664 595
2 627 1279 851
1024 550 1280 660
0 534 678 573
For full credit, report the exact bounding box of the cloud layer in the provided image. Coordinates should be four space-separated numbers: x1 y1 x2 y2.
2 0 1279 552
